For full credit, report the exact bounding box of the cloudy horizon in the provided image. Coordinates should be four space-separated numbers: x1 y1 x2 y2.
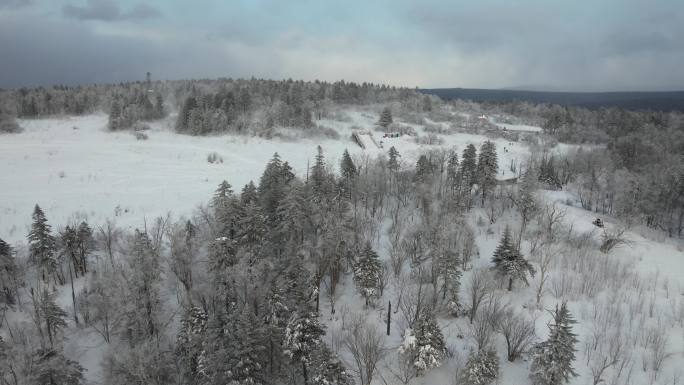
1 0 683 92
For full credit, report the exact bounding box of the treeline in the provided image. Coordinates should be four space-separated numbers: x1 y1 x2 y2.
0 77 425 134
517 105 684 237
448 97 684 237
173 78 423 135
108 89 166 130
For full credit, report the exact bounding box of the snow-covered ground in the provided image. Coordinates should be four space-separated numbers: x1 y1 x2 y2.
489 118 543 133
3 110 682 385
0 110 527 244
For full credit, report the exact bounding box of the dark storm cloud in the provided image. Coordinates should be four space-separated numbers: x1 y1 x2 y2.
0 15 247 88
62 0 160 21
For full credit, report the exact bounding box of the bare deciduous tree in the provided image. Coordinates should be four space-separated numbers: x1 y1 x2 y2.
599 227 630 253
343 315 386 385
466 268 492 324
496 308 536 361
533 243 561 305
97 219 121 269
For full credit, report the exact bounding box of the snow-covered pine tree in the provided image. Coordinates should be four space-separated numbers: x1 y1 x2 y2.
310 145 332 201
284 311 326 385
154 93 165 119
264 282 289 375
460 143 477 191
176 306 208 383
388 146 400 172
276 180 310 253
32 287 68 348
529 302 578 385
176 95 197 133
28 204 57 283
477 141 498 205
460 349 499 385
0 238 17 305
491 227 535 291
233 306 267 385
282 159 296 181
412 307 447 374
199 284 240 385
312 345 353 385
378 107 393 128
446 150 460 193
108 96 122 131
340 149 357 180
208 236 237 284
241 181 259 206
76 221 94 275
422 95 433 112
340 149 357 198
31 348 85 385
238 201 267 259
413 155 434 184
353 243 382 306
213 180 234 210
283 255 314 311
438 249 462 316
213 180 236 236
259 153 291 226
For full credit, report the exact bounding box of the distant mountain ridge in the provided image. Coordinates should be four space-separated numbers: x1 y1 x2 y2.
419 87 684 111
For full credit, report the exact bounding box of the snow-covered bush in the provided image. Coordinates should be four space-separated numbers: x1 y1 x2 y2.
207 152 223 164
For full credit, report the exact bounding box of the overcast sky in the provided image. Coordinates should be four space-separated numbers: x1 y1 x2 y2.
1 0 683 91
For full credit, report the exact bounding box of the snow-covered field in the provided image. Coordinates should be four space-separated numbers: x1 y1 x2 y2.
0 110 527 244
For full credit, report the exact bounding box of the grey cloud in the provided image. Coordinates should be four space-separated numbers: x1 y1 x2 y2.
62 0 160 21
124 3 161 20
603 32 679 55
0 14 249 88
403 2 554 52
2 0 684 91
0 0 32 9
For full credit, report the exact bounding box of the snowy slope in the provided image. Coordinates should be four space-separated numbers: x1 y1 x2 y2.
354 132 380 149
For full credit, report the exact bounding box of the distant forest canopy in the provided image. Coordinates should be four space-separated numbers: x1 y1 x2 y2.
0 78 421 119
0 78 434 135
420 88 684 112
